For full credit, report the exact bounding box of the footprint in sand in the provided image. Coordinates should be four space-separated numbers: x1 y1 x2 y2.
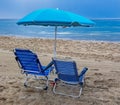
0 97 7 101
0 64 7 67
93 80 109 90
7 80 17 84
0 85 6 92
110 70 120 73
91 69 99 71
107 78 116 82
94 80 105 85
94 72 103 76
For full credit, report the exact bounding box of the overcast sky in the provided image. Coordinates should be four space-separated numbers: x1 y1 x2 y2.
0 0 120 19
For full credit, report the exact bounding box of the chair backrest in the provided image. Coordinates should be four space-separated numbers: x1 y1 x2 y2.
14 48 43 73
52 58 79 83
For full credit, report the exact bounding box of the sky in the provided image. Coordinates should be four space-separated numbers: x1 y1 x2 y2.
0 0 120 19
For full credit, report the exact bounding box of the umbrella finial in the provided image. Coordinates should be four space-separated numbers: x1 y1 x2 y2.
56 8 59 10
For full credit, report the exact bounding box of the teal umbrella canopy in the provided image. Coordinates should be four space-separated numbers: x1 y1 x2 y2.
17 8 95 57
17 8 95 27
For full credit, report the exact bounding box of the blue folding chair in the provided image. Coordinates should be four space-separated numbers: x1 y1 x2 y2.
13 48 54 90
52 58 88 98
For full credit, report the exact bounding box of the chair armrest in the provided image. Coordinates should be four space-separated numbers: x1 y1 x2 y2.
42 61 54 72
79 67 88 85
79 75 85 85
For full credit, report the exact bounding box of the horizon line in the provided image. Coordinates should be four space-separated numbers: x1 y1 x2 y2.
0 17 120 20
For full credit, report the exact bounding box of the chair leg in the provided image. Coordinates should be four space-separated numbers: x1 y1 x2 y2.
78 86 83 97
23 74 50 90
24 74 30 87
53 81 83 98
43 76 49 90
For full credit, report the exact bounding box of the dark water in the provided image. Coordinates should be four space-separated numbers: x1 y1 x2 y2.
0 19 120 42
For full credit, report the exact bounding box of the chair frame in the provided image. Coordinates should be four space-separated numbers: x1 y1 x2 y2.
52 57 88 98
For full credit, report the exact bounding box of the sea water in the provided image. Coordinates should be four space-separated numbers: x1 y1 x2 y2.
0 19 120 42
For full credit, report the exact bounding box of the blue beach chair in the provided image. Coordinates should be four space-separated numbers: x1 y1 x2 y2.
52 58 88 98
13 48 54 90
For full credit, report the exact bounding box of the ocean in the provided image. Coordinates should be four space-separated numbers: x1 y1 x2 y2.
0 19 120 42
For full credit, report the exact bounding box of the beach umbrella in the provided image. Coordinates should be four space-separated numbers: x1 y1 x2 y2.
17 8 95 57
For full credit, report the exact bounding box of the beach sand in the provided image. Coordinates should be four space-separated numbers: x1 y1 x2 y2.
0 36 120 105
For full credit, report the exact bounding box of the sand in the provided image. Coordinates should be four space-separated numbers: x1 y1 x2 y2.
0 36 120 105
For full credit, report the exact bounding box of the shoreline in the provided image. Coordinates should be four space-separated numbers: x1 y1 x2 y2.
0 35 120 43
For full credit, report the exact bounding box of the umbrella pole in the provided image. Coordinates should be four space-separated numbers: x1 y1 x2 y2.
54 26 57 57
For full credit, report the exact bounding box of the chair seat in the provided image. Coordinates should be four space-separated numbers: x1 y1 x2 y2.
25 66 54 76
